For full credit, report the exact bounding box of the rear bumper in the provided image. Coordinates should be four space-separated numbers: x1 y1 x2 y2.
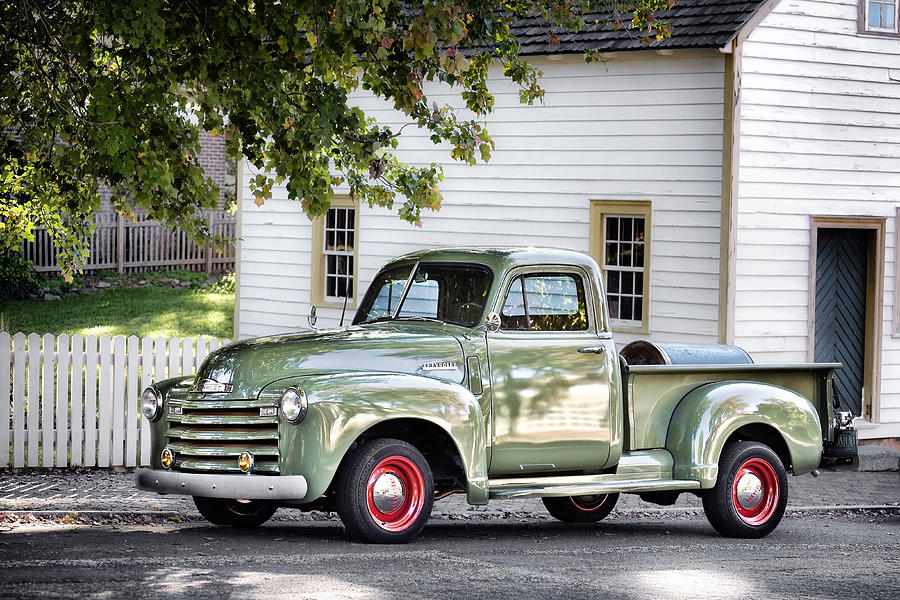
135 468 308 500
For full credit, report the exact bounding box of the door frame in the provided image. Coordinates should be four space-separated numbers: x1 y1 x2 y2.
808 216 885 421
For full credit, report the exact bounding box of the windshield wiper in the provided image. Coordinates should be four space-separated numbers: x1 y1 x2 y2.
360 316 394 325
393 316 447 325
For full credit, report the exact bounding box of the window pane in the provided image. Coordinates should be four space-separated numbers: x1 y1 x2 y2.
326 209 335 229
621 296 633 321
608 294 620 320
522 274 588 331
325 230 335 251
327 254 336 273
634 218 645 242
634 243 644 267
346 230 355 250
634 298 642 321
608 270 620 294
606 217 618 241
605 242 619 266
622 271 633 295
635 272 644 296
389 263 493 326
326 276 336 297
357 265 413 321
501 276 526 318
621 218 632 242
870 2 882 26
884 3 895 28
621 243 632 267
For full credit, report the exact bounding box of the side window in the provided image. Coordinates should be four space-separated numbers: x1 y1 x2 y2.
500 273 589 331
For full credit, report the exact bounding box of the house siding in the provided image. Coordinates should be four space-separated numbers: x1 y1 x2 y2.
736 0 900 437
237 51 727 345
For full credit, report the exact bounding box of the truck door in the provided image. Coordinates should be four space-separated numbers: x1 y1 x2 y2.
486 267 615 476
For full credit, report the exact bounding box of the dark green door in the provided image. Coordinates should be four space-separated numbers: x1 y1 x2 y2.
814 228 866 416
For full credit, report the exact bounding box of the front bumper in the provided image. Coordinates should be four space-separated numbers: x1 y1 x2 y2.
135 468 308 500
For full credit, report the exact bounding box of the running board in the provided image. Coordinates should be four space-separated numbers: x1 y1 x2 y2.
487 475 701 500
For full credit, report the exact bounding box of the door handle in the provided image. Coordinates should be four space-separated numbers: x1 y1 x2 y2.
578 346 606 355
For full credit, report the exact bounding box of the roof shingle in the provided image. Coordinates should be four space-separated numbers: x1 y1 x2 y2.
509 0 770 55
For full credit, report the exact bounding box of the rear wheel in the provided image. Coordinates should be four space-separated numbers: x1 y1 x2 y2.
193 497 277 528
336 438 434 543
543 493 619 523
702 441 788 538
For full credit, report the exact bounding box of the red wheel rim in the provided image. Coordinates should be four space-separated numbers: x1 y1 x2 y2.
731 458 779 526
366 456 425 532
570 495 609 512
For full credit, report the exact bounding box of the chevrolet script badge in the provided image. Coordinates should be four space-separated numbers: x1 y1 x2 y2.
193 379 234 394
420 362 458 371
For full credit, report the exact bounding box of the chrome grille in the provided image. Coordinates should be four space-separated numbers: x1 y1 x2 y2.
165 399 279 473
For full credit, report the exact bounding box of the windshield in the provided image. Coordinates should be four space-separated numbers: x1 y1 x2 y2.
354 262 493 327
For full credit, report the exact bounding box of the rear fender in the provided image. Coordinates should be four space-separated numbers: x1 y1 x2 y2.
258 372 488 504
666 381 823 488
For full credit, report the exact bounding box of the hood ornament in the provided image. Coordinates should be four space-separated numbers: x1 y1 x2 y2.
192 379 233 394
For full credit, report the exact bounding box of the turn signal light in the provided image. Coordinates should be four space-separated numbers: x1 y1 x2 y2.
161 447 174 469
238 451 254 473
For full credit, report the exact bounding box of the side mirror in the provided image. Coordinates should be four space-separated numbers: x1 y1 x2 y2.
485 312 501 333
307 305 318 328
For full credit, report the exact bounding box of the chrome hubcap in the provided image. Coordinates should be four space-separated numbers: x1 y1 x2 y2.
735 472 764 510
371 472 405 514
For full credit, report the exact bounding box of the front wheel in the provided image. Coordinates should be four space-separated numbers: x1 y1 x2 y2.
702 441 788 538
543 493 619 523
336 438 434 543
193 497 277 528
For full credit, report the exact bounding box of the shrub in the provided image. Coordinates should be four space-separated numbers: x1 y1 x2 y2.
0 251 38 301
206 271 235 293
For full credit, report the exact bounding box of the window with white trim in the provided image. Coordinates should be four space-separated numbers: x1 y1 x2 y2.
312 197 358 306
862 0 898 33
589 199 651 333
604 215 645 326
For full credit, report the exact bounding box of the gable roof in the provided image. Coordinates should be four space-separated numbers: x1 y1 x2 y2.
511 0 772 55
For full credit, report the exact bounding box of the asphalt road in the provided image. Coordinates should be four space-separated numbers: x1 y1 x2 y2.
1 510 897 600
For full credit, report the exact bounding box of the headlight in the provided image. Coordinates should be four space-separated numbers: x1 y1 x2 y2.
281 387 308 423
141 387 162 422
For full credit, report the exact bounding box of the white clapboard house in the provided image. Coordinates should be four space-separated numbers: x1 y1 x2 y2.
233 0 900 442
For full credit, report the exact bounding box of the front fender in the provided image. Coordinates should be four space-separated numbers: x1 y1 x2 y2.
146 376 194 468
259 372 488 504
666 381 823 488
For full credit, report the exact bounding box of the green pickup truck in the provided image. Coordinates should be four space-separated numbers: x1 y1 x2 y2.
136 247 856 543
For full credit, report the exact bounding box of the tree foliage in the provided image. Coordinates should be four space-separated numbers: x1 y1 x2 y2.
1 1 670 275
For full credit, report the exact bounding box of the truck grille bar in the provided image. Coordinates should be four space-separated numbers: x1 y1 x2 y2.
165 399 279 474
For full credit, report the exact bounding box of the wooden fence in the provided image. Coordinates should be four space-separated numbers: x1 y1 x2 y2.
1 332 231 469
22 210 236 273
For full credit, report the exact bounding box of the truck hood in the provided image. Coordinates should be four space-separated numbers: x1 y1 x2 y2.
192 322 468 399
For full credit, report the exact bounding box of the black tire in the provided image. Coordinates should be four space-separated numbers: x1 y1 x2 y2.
702 441 788 538
543 493 619 523
336 438 434 544
193 496 277 528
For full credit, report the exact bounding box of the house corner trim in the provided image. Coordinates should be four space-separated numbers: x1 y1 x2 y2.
718 40 742 345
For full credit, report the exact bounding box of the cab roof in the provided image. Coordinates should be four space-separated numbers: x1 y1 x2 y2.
382 246 599 274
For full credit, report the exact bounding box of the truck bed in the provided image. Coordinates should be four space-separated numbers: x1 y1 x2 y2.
622 363 840 452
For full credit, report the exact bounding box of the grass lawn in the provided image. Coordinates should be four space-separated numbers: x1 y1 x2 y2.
1 286 234 339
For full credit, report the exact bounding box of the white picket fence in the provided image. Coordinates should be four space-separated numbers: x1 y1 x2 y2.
0 332 230 469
